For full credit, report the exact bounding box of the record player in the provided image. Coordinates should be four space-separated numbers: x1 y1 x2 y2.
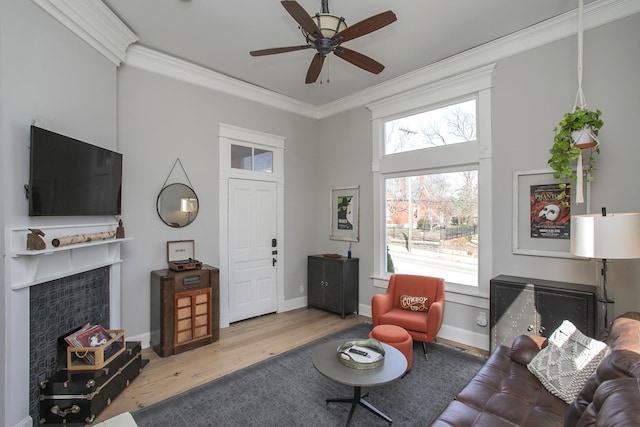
167 240 202 271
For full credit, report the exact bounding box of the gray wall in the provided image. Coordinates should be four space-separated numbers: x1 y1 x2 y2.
310 12 640 345
491 13 640 314
316 107 375 298
308 13 640 345
2 3 640 424
1 1 118 425
116 65 321 334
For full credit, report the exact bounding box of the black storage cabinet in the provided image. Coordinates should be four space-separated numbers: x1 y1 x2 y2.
490 275 596 352
308 255 359 318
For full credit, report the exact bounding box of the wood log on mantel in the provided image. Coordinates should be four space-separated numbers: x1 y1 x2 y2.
51 230 116 247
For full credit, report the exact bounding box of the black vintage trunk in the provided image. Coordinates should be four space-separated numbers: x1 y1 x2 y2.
39 341 143 425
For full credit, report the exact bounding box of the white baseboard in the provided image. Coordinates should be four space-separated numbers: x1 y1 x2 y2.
359 304 372 318
132 298 310 350
279 296 307 312
128 331 151 349
13 416 31 427
132 300 489 351
438 324 489 351
286 300 490 352
93 412 138 426
359 303 489 351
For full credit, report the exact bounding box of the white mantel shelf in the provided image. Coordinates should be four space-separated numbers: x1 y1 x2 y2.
9 237 131 257
7 223 132 290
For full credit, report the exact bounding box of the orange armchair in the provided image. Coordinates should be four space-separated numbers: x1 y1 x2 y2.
371 274 445 358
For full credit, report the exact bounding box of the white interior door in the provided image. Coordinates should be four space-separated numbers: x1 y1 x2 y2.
228 179 278 323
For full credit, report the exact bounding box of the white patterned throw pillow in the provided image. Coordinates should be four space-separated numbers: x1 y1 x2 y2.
527 320 609 404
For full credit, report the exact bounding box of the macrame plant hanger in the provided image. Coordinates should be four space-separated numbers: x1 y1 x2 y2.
574 0 599 206
161 158 195 190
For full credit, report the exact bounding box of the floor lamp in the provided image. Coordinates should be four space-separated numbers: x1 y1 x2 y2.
570 209 640 333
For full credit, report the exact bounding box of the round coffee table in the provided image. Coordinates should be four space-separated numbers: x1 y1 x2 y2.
312 339 407 426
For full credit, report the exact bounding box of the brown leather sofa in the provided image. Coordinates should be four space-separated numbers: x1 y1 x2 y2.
430 312 640 426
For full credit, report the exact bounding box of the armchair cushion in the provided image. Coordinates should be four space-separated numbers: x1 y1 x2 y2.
378 308 430 332
399 295 429 312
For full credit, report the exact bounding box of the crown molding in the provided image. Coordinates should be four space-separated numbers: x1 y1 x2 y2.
32 0 138 65
40 0 639 117
318 0 640 119
125 46 320 119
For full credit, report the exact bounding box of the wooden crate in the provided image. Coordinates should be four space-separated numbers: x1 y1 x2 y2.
66 329 126 371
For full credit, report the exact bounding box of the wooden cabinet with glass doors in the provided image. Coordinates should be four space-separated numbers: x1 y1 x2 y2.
150 265 220 357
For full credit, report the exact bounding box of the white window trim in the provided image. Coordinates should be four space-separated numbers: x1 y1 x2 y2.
367 65 494 298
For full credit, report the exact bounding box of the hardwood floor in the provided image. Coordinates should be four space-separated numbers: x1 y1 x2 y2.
94 308 369 423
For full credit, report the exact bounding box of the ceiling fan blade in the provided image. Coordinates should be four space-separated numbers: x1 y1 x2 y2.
250 45 311 56
305 53 325 84
281 1 322 40
334 46 385 74
334 10 397 43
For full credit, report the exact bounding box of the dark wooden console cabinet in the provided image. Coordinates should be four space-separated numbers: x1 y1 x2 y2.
490 275 596 352
150 265 220 357
308 255 359 319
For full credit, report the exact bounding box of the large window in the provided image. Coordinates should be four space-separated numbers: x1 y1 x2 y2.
385 170 478 286
368 65 494 294
383 99 478 286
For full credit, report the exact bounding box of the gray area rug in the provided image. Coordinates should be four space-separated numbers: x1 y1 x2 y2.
132 322 485 426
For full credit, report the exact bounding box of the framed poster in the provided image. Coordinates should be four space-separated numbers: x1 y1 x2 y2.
512 169 588 258
330 185 359 241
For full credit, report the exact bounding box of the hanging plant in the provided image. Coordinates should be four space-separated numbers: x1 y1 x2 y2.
547 0 604 207
548 107 603 206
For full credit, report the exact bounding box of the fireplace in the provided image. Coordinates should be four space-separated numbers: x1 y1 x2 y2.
29 267 111 423
4 222 127 427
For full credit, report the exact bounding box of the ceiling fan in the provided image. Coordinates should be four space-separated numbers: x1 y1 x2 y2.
250 0 397 84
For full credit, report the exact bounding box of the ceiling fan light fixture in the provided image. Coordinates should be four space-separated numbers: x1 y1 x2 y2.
251 1 396 84
303 13 347 44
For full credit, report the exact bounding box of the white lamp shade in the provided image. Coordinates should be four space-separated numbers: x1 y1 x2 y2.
571 213 640 259
180 198 197 213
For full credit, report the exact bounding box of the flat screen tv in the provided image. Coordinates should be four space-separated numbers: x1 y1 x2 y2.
28 125 123 216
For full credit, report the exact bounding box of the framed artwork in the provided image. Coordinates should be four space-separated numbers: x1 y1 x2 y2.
330 185 359 241
512 169 588 258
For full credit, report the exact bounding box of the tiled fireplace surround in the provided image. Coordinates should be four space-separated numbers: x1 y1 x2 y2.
29 267 111 423
5 223 125 427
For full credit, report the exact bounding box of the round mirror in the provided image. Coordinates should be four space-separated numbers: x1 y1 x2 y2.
156 183 199 227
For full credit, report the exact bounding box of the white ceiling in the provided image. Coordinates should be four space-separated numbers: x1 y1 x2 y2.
102 0 595 107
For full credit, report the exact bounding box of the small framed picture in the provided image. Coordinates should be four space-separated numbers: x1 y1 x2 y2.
330 185 359 241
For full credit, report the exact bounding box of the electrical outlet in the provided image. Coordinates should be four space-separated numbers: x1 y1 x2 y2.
476 312 488 327
300 285 304 293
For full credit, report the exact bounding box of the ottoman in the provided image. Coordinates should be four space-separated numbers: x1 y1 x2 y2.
369 324 413 371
